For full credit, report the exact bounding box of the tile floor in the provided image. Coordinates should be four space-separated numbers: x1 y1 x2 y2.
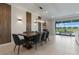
0 35 79 55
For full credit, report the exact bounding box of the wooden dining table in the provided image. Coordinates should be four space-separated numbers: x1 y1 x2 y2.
18 32 39 49
19 32 38 37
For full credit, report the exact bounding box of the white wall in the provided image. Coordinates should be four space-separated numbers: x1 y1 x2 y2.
11 6 26 34
11 5 40 41
52 19 56 35
31 13 39 31
46 19 55 36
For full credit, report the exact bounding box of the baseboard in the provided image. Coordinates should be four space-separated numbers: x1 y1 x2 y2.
0 42 13 47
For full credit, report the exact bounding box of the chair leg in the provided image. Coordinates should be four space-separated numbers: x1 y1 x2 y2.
17 45 20 55
35 44 37 50
48 37 49 41
40 41 43 46
45 40 47 43
14 45 16 52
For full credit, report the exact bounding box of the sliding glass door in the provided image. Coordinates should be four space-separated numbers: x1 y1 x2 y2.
55 19 79 36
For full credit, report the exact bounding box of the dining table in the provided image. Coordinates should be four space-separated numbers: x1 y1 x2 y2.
18 32 39 49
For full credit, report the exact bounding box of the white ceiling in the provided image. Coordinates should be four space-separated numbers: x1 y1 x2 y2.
10 3 79 20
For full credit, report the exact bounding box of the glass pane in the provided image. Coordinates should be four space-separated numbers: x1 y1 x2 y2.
55 20 79 36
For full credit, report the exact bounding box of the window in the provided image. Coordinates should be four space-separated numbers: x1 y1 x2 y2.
55 19 79 36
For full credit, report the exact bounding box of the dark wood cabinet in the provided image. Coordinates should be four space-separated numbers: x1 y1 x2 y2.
0 3 11 44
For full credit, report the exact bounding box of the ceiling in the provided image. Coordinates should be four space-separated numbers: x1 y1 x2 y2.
10 3 79 20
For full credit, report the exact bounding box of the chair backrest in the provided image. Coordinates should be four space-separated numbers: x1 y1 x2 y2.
46 31 49 39
12 34 21 45
32 33 40 43
41 31 46 41
41 30 49 41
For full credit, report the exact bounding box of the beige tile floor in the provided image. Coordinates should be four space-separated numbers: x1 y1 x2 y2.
0 35 79 55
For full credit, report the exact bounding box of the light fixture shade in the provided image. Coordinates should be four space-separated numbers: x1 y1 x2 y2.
18 19 22 23
17 17 22 22
18 19 22 21
37 20 45 23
